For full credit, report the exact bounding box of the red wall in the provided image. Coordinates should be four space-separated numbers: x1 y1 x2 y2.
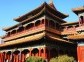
77 46 84 62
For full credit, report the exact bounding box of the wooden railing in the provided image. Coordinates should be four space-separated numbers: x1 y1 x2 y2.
4 24 45 42
4 24 61 42
62 27 77 35
46 27 61 35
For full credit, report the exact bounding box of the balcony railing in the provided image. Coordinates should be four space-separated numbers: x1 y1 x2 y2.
4 24 45 42
4 24 61 42
46 27 61 35
62 27 77 35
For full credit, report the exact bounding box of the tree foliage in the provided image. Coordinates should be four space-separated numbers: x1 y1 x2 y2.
50 55 75 62
25 56 45 62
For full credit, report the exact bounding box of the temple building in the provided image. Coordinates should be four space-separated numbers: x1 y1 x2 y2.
61 6 84 62
0 1 84 62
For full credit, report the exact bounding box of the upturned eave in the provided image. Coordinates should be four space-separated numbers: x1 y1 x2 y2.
14 2 68 22
0 32 73 48
72 6 84 15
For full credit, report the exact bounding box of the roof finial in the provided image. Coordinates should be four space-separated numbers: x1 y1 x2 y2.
49 0 53 4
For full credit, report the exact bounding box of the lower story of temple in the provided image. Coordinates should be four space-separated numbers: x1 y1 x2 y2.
0 39 77 62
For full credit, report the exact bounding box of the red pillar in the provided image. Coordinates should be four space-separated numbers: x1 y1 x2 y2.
17 54 19 62
39 48 41 57
48 49 50 60
79 18 81 26
0 53 1 62
41 19 44 24
14 54 19 62
21 53 22 62
13 54 15 62
19 51 21 62
43 47 47 59
8 53 11 62
0 53 2 62
0 53 1 61
3 52 5 62
2 53 4 62
29 49 32 56
13 54 19 62
45 19 49 27
21 53 25 62
10 52 13 62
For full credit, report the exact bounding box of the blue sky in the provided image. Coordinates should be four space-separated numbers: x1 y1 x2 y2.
0 0 84 36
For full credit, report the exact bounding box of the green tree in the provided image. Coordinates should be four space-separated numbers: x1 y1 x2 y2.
50 55 75 62
25 56 45 62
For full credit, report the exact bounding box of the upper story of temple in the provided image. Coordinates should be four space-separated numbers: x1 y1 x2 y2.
2 2 68 42
1 2 84 43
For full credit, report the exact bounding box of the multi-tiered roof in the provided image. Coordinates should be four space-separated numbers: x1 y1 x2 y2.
0 2 73 48
3 2 68 31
